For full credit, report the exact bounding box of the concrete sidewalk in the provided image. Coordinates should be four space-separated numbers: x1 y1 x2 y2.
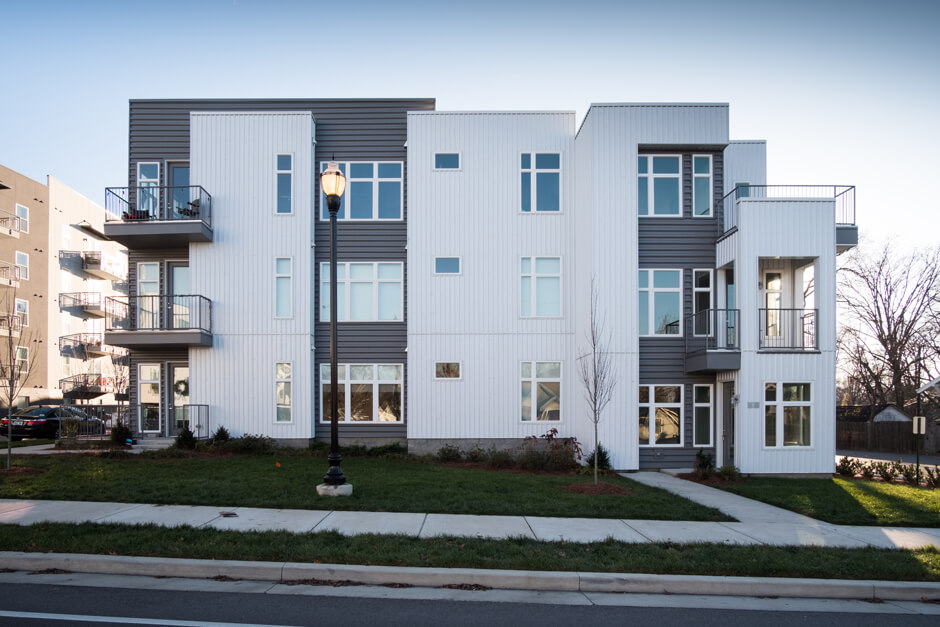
1 497 937 550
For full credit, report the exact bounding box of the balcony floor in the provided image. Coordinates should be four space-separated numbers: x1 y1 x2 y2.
105 329 212 349
103 220 212 248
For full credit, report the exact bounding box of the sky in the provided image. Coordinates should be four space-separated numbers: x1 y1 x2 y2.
0 0 938 248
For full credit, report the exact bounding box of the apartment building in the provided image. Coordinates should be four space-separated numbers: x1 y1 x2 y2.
0 164 127 408
107 99 856 474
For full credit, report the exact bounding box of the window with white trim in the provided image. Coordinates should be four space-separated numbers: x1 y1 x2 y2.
692 269 712 336
275 258 291 318
638 155 680 216
15 251 28 281
275 363 292 422
15 298 28 328
639 269 681 336
434 257 461 274
276 154 292 214
435 362 461 379
320 363 403 423
693 155 712 217
138 363 161 433
639 384 682 446
521 153 560 212
521 361 561 422
521 257 561 317
434 153 460 170
15 204 28 234
320 161 403 221
14 346 28 375
319 262 403 322
693 384 712 446
765 382 811 447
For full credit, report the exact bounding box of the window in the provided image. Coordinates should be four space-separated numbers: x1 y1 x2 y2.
15 299 28 328
521 153 560 212
320 364 403 423
275 258 291 318
276 363 292 422
276 154 292 214
137 162 160 218
693 385 712 446
734 181 751 198
521 361 561 422
320 262 403 322
14 204 28 234
435 362 461 379
320 161 403 220
639 269 681 335
765 382 811 447
638 155 680 216
15 251 28 281
434 257 461 274
692 269 712 335
693 155 712 217
434 153 460 170
14 346 28 375
639 385 682 446
138 363 161 433
521 257 561 317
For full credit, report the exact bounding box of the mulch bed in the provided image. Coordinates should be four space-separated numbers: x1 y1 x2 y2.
0 466 46 476
559 482 634 495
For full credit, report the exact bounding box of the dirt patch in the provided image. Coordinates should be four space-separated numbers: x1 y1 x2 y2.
559 482 634 495
0 466 46 476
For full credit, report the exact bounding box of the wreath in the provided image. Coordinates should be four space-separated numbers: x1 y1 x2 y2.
173 379 189 397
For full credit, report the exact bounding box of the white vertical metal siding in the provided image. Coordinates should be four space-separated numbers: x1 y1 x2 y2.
724 141 768 188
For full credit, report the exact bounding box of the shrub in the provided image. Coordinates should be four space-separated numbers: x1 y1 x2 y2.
871 461 894 481
218 434 276 454
342 444 369 457
61 418 80 440
365 442 408 458
859 462 876 481
110 419 133 445
437 444 462 462
694 449 715 479
485 448 514 469
924 466 940 489
717 465 740 481
174 427 196 450
585 444 612 471
893 460 919 486
309 440 331 455
210 425 230 444
519 429 580 472
836 456 860 477
466 446 486 463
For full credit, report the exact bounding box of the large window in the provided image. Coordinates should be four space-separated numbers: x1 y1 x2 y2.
14 204 28 234
639 269 681 336
638 155 680 216
521 361 561 422
521 153 560 212
765 382 811 447
320 364 403 423
693 384 712 446
693 155 712 217
521 257 561 317
276 363 292 423
319 262 403 322
639 384 682 446
15 251 28 281
320 161 403 221
275 258 291 318
276 154 292 214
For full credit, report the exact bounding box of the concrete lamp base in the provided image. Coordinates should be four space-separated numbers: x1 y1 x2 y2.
316 483 353 497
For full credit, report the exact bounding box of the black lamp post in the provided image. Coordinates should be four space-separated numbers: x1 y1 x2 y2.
320 162 347 487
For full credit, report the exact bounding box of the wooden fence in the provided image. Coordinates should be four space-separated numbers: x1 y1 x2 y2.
836 421 934 454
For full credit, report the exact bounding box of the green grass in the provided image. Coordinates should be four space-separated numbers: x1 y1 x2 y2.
0 453 731 521
720 477 939 527
1 439 55 449
0 522 937 581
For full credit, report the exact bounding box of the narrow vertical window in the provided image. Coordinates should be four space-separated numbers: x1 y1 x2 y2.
14 298 28 327
14 204 28 234
521 257 561 317
520 153 561 212
520 361 561 422
276 154 292 214
137 162 160 218
275 258 291 318
693 155 712 217
692 269 713 336
693 385 712 446
14 346 28 375
138 363 161 433
276 363 292 422
15 251 28 281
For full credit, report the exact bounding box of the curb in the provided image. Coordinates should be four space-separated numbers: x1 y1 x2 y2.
1 552 938 601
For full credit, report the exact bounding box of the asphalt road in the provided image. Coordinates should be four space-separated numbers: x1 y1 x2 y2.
0 576 937 627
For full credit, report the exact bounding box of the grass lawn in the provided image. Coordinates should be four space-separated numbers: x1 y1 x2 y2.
1 439 55 450
0 453 731 521
720 477 939 527
0 522 937 581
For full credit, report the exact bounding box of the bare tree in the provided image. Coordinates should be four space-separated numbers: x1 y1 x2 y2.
838 242 940 410
578 279 616 483
2 290 40 470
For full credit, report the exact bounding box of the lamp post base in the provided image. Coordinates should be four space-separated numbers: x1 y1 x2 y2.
316 483 354 497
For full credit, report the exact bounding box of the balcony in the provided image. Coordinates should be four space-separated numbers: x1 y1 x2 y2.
105 295 212 348
759 308 818 351
0 209 21 238
60 292 113 318
60 373 117 400
0 313 21 338
81 251 126 281
103 185 213 248
685 309 741 373
0 261 20 288
59 333 129 360
721 185 857 253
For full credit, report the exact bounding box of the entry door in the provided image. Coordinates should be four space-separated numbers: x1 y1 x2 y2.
168 164 191 219
721 382 735 467
168 364 190 437
168 263 191 329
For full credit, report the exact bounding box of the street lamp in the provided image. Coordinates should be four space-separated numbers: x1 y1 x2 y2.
317 162 352 496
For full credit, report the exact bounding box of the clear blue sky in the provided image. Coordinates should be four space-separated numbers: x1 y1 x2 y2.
1 0 937 247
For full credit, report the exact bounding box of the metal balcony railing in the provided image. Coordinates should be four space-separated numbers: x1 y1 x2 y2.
105 186 212 225
0 209 21 235
0 313 22 337
59 333 129 359
0 261 21 285
60 292 102 308
685 309 740 354
759 308 818 351
105 295 212 333
59 373 117 397
81 251 126 279
721 185 855 234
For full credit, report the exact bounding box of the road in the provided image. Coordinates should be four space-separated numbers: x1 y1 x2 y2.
0 572 936 626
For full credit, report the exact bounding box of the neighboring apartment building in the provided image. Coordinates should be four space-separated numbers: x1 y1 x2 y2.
0 164 127 408
106 99 857 474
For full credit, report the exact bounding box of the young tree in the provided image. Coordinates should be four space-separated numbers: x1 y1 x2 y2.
578 279 616 483
2 290 39 470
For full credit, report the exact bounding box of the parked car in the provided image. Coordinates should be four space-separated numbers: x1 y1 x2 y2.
0 406 104 440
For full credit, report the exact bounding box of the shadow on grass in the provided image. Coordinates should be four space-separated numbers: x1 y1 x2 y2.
834 478 940 527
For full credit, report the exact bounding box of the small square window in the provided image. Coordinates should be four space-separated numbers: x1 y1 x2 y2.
434 257 461 274
435 362 461 379
434 153 460 169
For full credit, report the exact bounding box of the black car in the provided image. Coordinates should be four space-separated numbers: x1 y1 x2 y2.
0 406 103 440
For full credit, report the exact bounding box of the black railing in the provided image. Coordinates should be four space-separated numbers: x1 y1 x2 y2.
54 405 132 441
685 309 739 354
759 308 817 350
105 186 212 226
105 295 212 333
721 185 855 233
59 373 117 396
129 403 209 438
59 333 128 359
